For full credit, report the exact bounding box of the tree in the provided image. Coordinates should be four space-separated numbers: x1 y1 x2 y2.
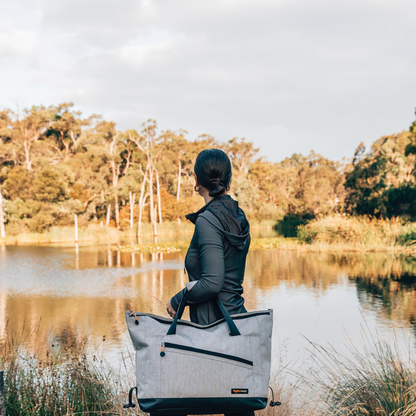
127 121 164 234
345 131 416 217
94 121 132 229
159 130 188 202
0 184 5 238
224 137 259 177
9 106 52 170
405 109 416 158
47 103 99 160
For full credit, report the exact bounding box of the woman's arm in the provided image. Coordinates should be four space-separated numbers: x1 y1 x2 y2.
170 216 225 311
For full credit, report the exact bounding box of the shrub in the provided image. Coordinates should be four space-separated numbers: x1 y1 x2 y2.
297 215 416 248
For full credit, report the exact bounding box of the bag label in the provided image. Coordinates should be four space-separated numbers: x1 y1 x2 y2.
231 389 249 394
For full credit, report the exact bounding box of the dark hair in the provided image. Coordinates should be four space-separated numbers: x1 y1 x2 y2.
194 149 232 197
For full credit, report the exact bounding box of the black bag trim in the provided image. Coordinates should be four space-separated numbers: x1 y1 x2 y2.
138 397 267 414
129 310 271 329
163 342 253 366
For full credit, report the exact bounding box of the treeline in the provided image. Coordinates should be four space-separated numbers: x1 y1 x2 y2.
0 103 415 236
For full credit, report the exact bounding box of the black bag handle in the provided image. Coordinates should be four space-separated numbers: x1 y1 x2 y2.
215 296 241 336
167 289 241 336
166 289 189 335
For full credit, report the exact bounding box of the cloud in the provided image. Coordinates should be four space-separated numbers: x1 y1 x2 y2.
1 0 415 161
0 22 38 59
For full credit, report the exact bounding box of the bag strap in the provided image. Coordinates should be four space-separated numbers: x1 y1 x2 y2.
123 387 137 408
215 296 240 336
167 289 241 336
166 288 189 335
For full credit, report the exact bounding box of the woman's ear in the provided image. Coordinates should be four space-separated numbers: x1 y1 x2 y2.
193 172 200 186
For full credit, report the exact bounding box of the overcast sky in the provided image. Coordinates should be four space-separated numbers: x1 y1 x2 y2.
1 0 415 162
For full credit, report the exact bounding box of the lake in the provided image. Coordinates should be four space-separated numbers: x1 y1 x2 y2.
1 236 416 376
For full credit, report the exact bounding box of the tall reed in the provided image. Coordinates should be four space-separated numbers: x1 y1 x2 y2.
0 321 130 415
307 326 416 416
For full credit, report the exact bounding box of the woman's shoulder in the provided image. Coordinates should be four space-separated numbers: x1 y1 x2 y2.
194 212 224 238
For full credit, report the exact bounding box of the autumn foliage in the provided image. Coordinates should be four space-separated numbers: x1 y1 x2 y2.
0 103 415 236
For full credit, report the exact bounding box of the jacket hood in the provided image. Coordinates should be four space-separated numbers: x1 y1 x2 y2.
185 195 250 249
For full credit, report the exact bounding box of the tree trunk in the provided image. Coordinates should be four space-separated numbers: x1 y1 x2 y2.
114 191 120 229
129 191 135 230
153 204 158 236
137 172 147 239
149 166 154 224
92 204 98 221
0 188 5 239
23 140 32 170
138 203 143 238
156 170 162 224
74 214 78 243
177 161 181 201
106 203 111 226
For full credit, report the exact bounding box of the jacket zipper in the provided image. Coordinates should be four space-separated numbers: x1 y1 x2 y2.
160 342 253 366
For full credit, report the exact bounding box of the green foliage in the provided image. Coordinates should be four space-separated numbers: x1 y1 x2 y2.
32 166 67 202
405 108 416 158
276 212 315 238
345 128 416 219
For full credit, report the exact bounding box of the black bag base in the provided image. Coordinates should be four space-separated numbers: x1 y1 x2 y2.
139 397 268 415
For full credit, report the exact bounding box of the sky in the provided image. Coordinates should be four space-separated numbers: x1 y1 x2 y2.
1 0 415 162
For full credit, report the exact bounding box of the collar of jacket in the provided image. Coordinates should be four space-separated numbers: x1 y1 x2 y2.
185 195 232 224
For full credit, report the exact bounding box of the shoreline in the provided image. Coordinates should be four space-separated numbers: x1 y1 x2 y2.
2 233 415 256
0 220 276 246
1 217 415 257
109 237 416 256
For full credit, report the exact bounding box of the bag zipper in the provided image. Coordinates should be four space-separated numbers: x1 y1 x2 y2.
160 342 253 366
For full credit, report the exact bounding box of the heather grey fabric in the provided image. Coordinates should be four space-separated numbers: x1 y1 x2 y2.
171 195 251 325
125 308 273 404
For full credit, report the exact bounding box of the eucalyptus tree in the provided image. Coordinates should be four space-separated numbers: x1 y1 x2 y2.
47 102 100 160
224 137 259 177
94 120 133 229
127 120 164 235
6 105 53 170
159 129 188 202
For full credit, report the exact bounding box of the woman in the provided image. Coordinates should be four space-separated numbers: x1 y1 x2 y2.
164 148 253 416
167 148 250 324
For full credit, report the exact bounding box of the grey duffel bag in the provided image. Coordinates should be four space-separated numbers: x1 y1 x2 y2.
124 287 275 414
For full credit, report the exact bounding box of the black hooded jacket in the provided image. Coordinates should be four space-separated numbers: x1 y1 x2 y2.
170 195 251 325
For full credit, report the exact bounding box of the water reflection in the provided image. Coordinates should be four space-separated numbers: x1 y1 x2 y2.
1 244 416 364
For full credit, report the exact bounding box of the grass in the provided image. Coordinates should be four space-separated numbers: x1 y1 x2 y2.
2 216 416 257
0 321 132 416
306 326 416 416
109 237 300 253
0 220 276 246
2 321 416 415
261 326 416 416
0 223 122 245
297 215 416 255
107 216 416 256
